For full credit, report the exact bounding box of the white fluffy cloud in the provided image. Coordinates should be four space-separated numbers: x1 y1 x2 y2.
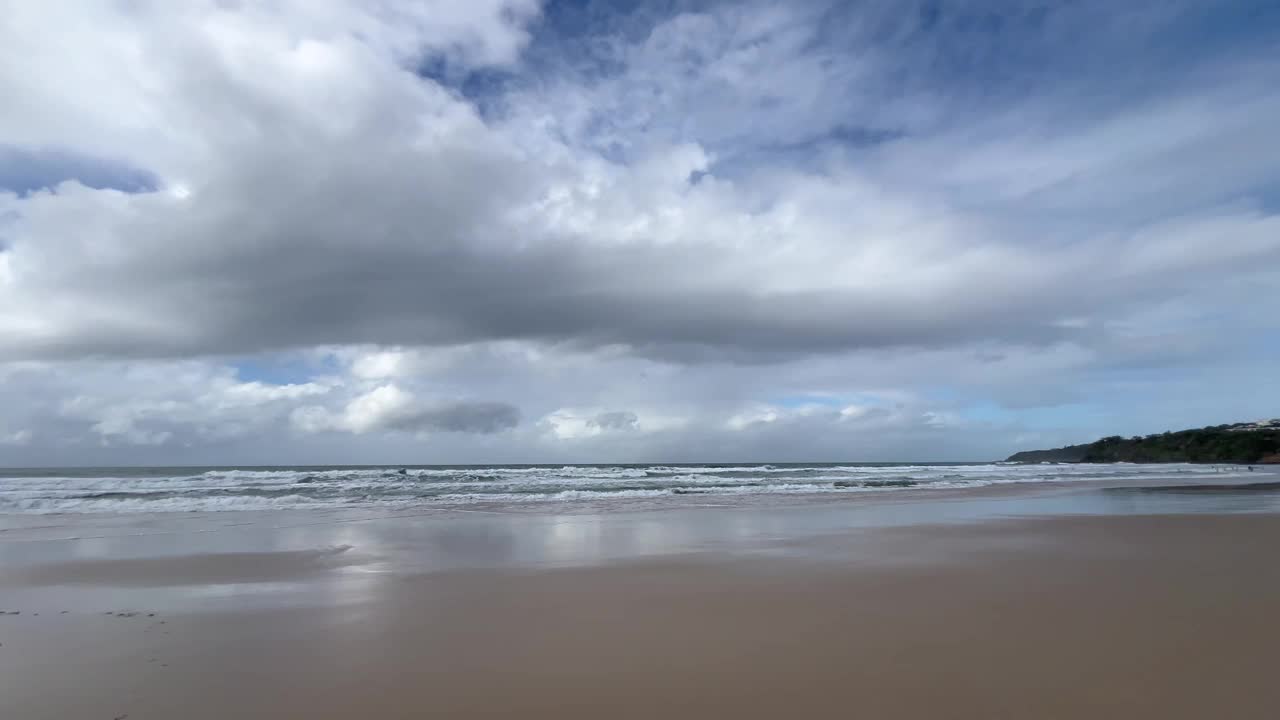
0 1 1278 463
289 384 518 435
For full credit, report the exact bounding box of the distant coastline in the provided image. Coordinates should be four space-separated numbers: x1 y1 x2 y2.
1008 420 1280 464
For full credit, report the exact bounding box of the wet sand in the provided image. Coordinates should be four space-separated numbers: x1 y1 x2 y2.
3 496 1280 718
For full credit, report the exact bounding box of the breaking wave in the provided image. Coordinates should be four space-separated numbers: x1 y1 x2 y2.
0 462 1251 514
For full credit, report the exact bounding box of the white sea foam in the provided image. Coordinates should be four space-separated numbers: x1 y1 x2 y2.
0 463 1257 514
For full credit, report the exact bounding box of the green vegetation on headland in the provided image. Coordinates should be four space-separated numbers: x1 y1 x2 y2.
1007 421 1280 464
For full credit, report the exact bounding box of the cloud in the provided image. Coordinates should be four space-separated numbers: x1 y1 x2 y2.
588 411 640 431
204 381 331 410
0 1 1277 463
292 384 519 435
400 402 521 434
1 1 1276 366
0 336 1276 464
0 429 32 446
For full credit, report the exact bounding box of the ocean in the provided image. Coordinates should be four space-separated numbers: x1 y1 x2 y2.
0 462 1256 514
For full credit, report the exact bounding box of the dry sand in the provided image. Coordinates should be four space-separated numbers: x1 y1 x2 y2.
2 511 1279 719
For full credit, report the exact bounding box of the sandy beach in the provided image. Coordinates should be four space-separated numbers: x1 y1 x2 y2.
3 482 1280 719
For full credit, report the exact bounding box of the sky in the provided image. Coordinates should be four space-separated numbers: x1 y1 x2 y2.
1 0 1278 466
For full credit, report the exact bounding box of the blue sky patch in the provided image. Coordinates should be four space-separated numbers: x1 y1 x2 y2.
232 355 328 386
0 145 158 197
